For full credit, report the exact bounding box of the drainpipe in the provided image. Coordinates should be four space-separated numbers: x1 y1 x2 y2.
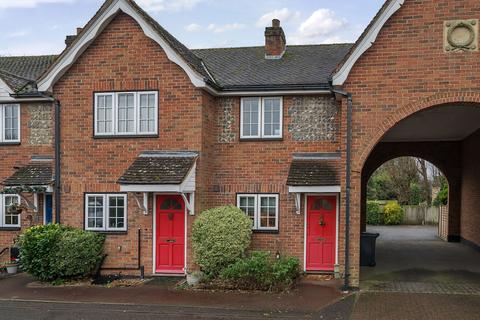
54 99 61 224
330 87 353 291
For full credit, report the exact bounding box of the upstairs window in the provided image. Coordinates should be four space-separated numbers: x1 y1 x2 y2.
0 104 20 143
94 92 158 137
240 97 282 139
0 194 21 228
237 194 279 231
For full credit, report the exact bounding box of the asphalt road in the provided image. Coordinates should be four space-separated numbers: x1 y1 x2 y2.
0 300 315 320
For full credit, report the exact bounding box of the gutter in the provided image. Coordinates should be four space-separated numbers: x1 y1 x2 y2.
330 86 353 292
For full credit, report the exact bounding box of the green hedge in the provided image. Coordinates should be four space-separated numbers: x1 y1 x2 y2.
220 251 300 291
192 206 252 276
366 201 382 225
383 201 404 225
19 224 105 282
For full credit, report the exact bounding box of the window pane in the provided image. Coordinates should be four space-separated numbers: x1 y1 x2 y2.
117 93 135 133
87 196 104 229
138 93 156 133
259 196 277 229
238 196 256 227
242 98 260 137
96 95 113 134
4 195 20 226
263 98 281 137
4 105 19 141
108 196 125 229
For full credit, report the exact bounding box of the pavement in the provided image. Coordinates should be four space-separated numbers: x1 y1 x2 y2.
1 225 479 319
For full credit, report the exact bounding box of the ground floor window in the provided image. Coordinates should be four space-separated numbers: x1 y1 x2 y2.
0 194 21 228
85 194 127 231
237 194 279 230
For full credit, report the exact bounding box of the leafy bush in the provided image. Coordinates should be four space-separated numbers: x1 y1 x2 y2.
220 251 300 291
366 201 382 225
19 224 105 282
382 201 404 225
433 178 449 206
192 206 252 276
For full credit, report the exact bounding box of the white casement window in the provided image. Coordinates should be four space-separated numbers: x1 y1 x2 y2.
0 104 20 143
85 194 127 231
94 91 158 136
0 194 21 228
240 97 282 139
237 194 279 230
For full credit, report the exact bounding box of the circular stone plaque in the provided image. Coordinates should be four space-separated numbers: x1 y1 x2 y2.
447 22 475 49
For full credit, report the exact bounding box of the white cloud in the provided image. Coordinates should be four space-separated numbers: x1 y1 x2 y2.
187 22 246 34
6 31 29 38
298 8 346 38
206 23 245 33
256 8 300 28
135 0 204 13
185 23 202 32
0 0 75 9
289 8 348 45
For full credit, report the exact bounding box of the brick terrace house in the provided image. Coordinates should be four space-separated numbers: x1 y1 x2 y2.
1 0 479 287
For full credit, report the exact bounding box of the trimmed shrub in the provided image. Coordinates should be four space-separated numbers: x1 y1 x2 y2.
220 251 300 291
19 224 105 282
192 206 252 276
382 201 404 225
366 201 382 225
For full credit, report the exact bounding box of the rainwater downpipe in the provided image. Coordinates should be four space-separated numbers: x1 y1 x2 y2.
54 99 61 224
331 87 353 291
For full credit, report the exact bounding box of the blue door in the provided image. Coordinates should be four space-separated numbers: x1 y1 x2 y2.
45 194 53 224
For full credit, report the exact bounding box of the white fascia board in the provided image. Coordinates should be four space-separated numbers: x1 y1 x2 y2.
331 0 405 86
120 184 182 192
288 186 341 193
38 0 206 92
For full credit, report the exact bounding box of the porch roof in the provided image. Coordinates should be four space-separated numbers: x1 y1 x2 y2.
3 157 54 186
117 151 198 185
286 153 342 187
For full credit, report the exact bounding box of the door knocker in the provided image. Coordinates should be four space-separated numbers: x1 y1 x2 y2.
319 215 326 227
168 213 174 220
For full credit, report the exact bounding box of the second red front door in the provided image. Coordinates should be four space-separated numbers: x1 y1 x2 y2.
156 195 185 273
306 195 337 271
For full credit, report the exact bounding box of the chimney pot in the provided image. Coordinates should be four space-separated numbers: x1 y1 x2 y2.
265 19 286 59
76 27 83 35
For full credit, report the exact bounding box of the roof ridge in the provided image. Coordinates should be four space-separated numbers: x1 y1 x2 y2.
192 43 354 51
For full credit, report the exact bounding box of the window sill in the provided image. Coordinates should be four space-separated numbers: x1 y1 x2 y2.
239 138 283 142
0 142 21 146
87 230 128 235
0 227 21 231
253 229 279 234
93 135 159 139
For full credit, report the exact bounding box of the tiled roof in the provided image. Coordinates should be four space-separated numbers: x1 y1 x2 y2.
3 160 54 186
193 44 353 90
0 55 57 93
118 151 198 185
287 154 342 186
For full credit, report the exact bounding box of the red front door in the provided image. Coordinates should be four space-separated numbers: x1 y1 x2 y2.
156 195 185 273
306 195 337 271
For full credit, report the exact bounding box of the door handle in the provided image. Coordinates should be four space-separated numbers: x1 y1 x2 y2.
166 239 176 243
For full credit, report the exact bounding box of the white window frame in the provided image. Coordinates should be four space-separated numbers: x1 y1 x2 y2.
237 194 279 231
94 91 158 137
0 104 21 143
240 97 283 139
0 194 21 228
85 193 127 231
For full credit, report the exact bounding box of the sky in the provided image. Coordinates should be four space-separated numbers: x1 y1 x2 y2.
0 0 385 56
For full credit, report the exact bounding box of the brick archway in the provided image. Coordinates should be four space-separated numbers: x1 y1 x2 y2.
354 91 480 173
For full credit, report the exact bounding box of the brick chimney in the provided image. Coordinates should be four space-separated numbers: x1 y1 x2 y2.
265 19 286 59
65 27 83 47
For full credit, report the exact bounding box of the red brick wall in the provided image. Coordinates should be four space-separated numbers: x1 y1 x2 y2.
0 102 53 263
53 13 206 274
461 129 480 247
343 0 480 285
